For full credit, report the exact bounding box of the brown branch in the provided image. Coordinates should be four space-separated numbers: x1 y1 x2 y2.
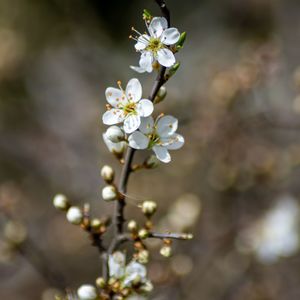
149 232 193 240
104 0 172 285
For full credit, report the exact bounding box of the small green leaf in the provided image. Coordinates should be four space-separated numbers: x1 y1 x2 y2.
176 32 187 50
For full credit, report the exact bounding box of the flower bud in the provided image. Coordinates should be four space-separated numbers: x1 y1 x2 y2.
160 245 172 257
91 218 101 230
176 32 187 50
95 277 106 288
127 220 138 232
105 126 124 143
53 194 69 211
101 165 115 183
140 280 154 293
137 249 149 264
141 201 157 217
167 62 180 79
66 206 83 225
138 228 149 239
154 86 167 104
103 133 127 157
102 185 118 201
77 284 97 300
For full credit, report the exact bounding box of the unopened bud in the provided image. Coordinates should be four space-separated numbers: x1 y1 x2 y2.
127 220 138 232
140 280 154 293
176 32 187 50
53 194 69 211
141 201 157 217
138 228 149 239
91 218 102 230
168 62 180 78
105 126 124 143
154 86 167 104
77 284 97 300
101 165 115 183
137 249 149 264
160 245 172 257
102 185 118 201
143 9 152 21
95 277 106 288
66 206 83 225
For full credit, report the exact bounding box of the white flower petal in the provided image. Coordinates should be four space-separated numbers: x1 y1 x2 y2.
124 261 147 286
156 115 178 137
162 133 185 150
102 109 124 125
123 115 141 133
128 132 149 149
139 52 154 73
126 78 142 103
135 34 150 50
130 65 147 73
139 116 154 135
157 48 176 67
105 87 126 107
161 28 180 45
148 17 168 38
136 99 154 117
153 146 171 163
108 251 126 279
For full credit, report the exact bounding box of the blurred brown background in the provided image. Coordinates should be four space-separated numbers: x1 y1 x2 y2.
1 0 300 299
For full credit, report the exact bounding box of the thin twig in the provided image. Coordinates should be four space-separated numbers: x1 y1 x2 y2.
149 232 193 240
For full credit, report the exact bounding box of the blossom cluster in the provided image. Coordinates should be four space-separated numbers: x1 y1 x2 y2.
52 7 191 300
102 16 185 163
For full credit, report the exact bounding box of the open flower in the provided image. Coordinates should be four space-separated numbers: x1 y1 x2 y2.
102 78 153 133
130 17 180 73
128 115 184 163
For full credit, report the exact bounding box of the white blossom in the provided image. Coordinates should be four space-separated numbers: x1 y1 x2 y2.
102 185 118 201
130 17 180 73
77 284 97 300
108 251 126 279
102 78 153 133
124 261 147 286
128 115 184 163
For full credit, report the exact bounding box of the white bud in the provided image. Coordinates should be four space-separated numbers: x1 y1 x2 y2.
100 165 115 183
140 280 154 293
102 185 118 201
77 284 97 300
103 133 127 155
160 245 172 257
4 221 27 245
137 249 149 264
53 194 69 210
141 201 157 216
66 206 83 225
105 126 125 143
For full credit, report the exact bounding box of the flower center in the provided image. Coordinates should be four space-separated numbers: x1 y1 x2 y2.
146 38 163 54
123 102 137 115
148 132 160 148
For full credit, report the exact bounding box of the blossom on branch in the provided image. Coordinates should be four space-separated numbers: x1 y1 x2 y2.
130 17 180 73
102 78 153 133
128 115 184 163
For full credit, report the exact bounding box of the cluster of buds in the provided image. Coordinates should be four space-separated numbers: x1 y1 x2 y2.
52 194 110 239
